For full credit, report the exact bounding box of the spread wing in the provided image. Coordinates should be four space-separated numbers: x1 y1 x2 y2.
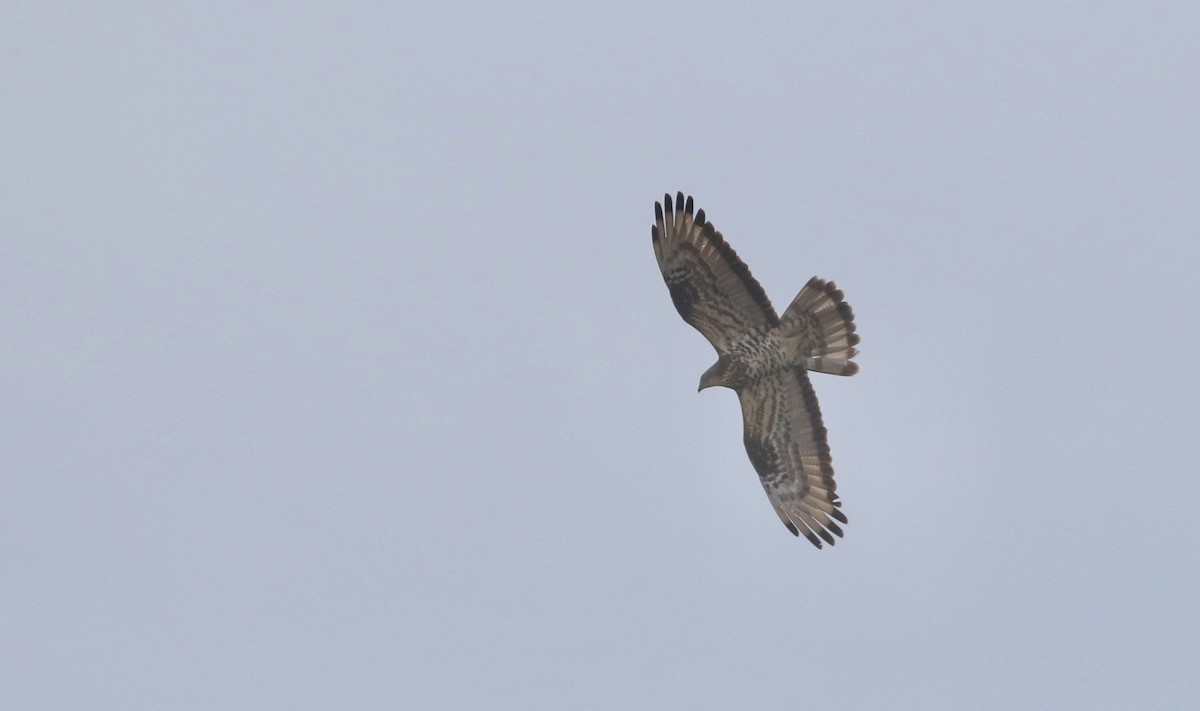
739 366 847 548
652 192 779 352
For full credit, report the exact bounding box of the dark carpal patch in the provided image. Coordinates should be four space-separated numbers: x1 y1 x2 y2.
667 278 699 322
743 437 781 481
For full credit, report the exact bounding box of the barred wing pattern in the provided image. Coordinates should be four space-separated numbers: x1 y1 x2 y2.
739 367 847 547
651 193 778 352
651 192 856 548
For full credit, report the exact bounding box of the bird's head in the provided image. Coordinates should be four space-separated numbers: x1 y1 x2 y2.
698 355 735 392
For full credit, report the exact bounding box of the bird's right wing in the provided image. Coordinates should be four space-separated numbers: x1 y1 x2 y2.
738 366 847 548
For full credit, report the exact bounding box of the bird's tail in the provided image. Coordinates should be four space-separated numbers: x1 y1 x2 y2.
778 276 860 376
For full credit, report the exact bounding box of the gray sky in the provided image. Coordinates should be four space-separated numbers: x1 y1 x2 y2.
4 2 1199 709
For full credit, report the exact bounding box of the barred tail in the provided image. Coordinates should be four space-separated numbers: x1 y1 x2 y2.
779 276 860 376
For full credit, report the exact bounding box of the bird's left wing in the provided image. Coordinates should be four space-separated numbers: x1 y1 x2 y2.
652 192 779 352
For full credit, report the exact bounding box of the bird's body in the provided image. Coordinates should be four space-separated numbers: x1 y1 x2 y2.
697 331 790 391
651 193 860 548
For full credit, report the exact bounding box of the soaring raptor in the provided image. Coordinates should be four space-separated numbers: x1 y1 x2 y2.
651 193 860 548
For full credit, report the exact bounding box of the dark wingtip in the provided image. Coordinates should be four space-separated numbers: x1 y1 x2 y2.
782 512 826 548
675 191 685 211
664 193 673 213
695 208 706 226
830 507 848 525
651 225 659 242
654 202 663 222
684 194 693 216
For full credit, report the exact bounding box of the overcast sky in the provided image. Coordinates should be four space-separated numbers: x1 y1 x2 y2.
4 2 1199 709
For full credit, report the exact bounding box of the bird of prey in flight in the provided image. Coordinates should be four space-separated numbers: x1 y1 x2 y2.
651 193 860 547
